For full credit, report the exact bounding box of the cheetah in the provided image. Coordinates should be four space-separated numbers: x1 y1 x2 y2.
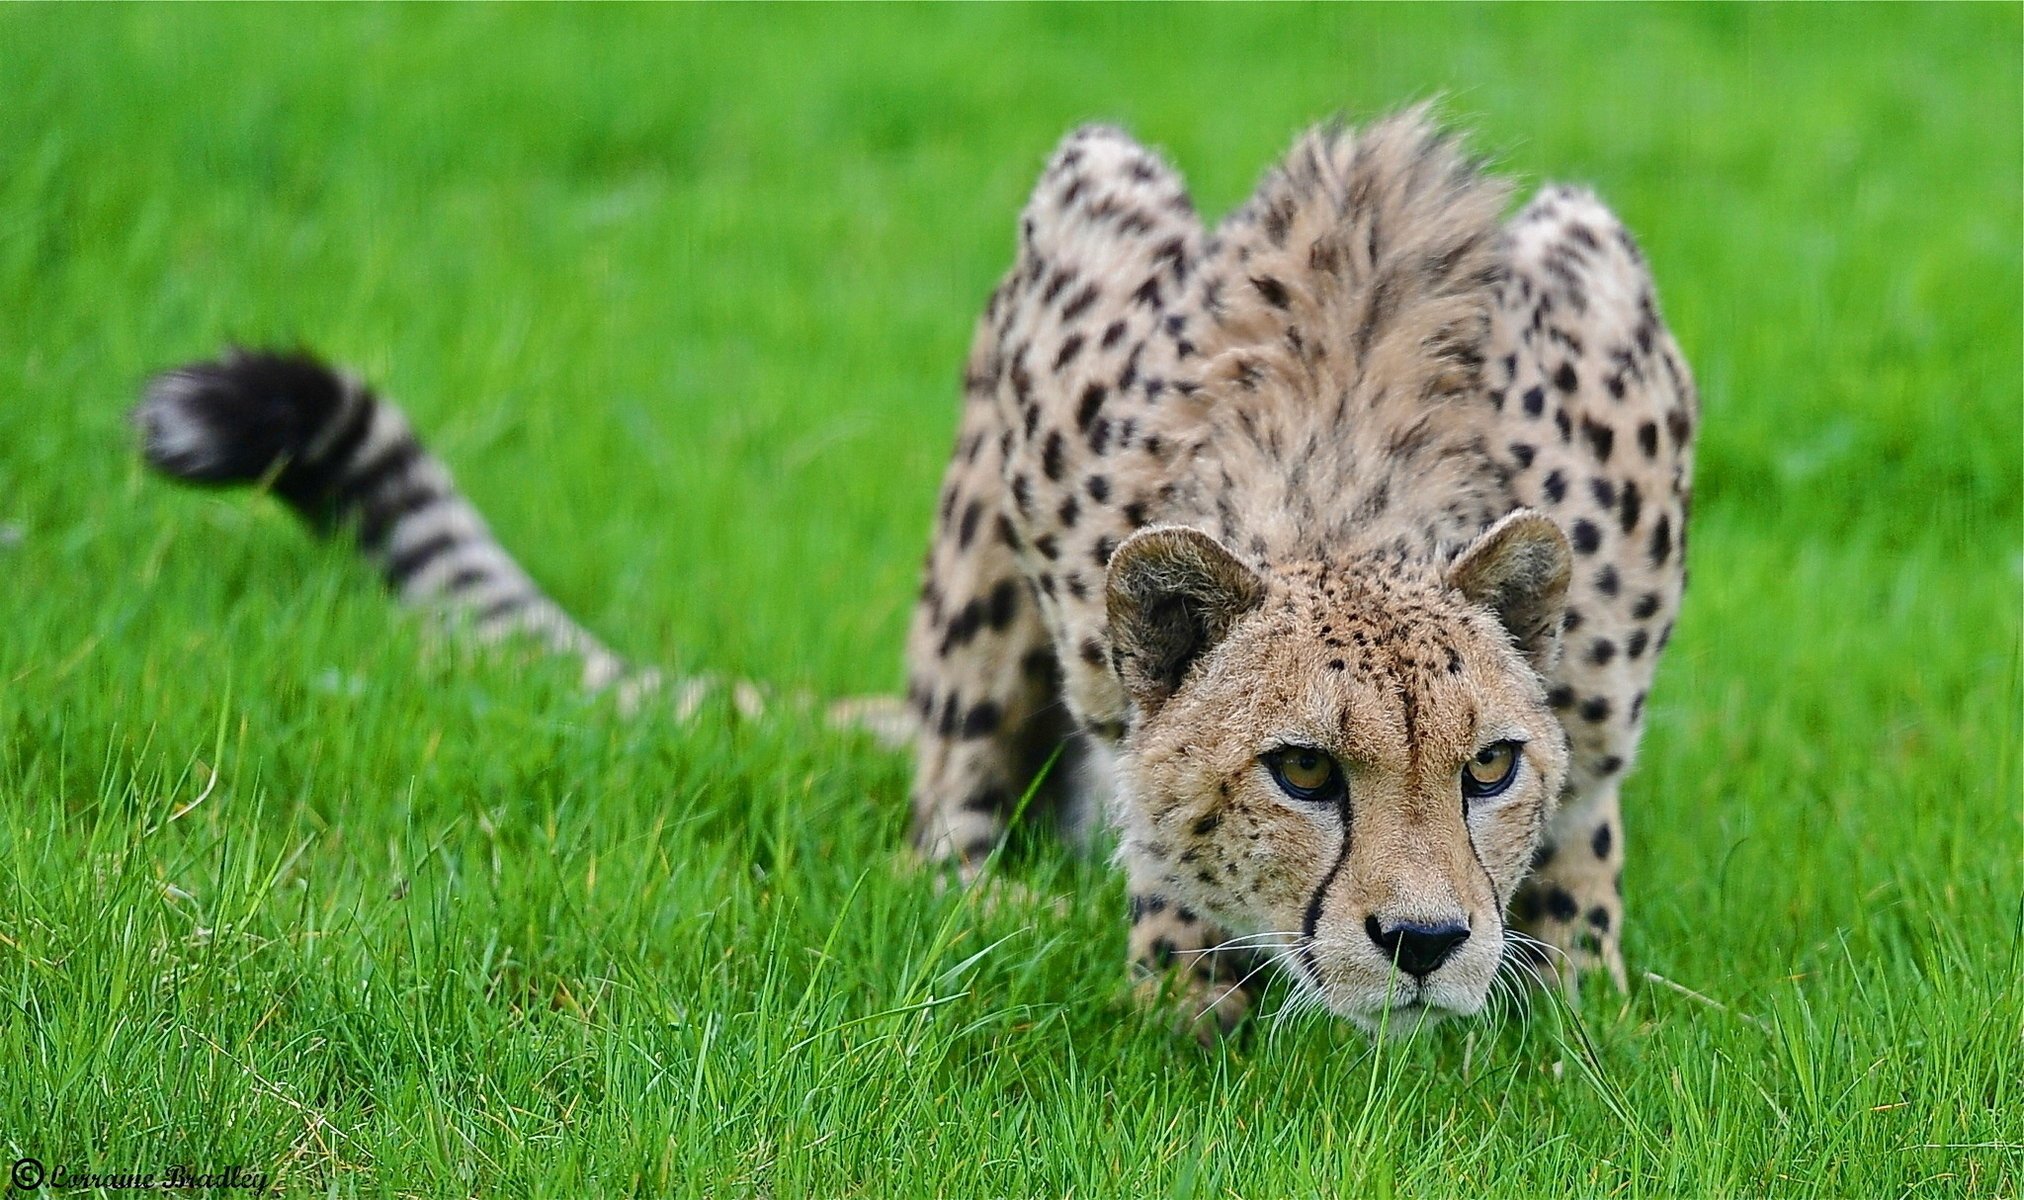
133 107 1694 1042
903 108 1693 1036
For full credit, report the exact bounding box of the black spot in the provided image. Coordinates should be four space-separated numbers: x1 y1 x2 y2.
937 601 985 656
1589 477 1616 508
1546 887 1579 921
1579 696 1611 723
1592 823 1613 859
1122 501 1148 528
1080 638 1106 667
1648 514 1672 565
1632 592 1662 620
1191 812 1221 836
1149 938 1177 967
1512 888 1543 923
1509 442 1536 468
1554 410 1573 442
1088 417 1112 455
1594 565 1620 596
986 579 1020 629
1637 421 1659 458
1327 659 1345 671
1588 638 1616 666
1053 335 1085 372
1531 842 1557 871
1618 480 1642 534
1625 629 1649 658
1061 282 1099 321
1542 470 1567 503
1521 386 1546 417
1041 432 1065 481
1570 519 1601 554
1580 418 1614 462
1058 495 1080 527
1101 319 1127 349
957 500 983 549
1092 536 1116 567
1597 754 1624 775
1086 475 1110 502
1251 275 1290 309
1630 691 1647 722
1034 533 1059 561
1546 685 1575 710
1586 906 1611 931
1553 362 1579 393
961 785 1009 814
1076 384 1106 430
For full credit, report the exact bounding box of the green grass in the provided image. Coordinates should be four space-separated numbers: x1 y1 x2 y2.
2 4 2019 1195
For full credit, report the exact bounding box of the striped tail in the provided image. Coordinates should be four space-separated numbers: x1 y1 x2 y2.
133 347 915 742
135 348 634 691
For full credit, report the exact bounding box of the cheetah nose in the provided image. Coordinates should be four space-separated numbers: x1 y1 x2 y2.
1365 916 1471 977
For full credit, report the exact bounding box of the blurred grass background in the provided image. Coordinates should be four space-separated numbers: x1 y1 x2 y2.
1 4 2018 1196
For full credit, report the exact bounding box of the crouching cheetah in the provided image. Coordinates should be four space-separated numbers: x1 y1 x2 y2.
134 107 1694 1043
903 107 1694 1037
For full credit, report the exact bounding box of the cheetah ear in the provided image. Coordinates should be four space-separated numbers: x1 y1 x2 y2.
1446 509 1572 672
1105 526 1267 714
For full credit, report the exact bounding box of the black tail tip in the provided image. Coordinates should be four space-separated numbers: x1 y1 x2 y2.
134 348 351 484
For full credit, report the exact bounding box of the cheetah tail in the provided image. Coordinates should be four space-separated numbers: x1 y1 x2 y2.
133 347 634 692
132 347 919 744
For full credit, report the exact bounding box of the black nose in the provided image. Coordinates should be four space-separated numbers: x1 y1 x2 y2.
1365 916 1471 977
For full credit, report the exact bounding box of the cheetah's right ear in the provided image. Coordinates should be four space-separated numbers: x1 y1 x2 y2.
1445 509 1572 673
1105 526 1267 715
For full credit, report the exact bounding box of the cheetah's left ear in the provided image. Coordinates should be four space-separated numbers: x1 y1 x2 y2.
1446 509 1571 673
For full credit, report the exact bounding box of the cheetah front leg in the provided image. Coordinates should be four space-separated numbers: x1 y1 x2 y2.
1510 783 1627 997
903 413 1071 875
1126 867 1260 1044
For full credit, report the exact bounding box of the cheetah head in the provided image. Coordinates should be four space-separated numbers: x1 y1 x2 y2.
1104 511 1572 1032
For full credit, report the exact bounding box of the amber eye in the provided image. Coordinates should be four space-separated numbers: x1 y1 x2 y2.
1264 747 1344 803
1461 741 1522 802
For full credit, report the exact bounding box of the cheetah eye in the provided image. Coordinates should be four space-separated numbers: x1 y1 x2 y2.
1461 741 1522 802
1263 746 1344 804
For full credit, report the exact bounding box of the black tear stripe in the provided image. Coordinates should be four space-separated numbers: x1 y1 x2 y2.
1296 795 1354 984
1464 823 1504 930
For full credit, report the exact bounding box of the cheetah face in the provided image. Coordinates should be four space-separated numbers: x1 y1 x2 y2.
1106 514 1572 1032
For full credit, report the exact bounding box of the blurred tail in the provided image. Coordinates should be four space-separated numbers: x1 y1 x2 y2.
136 348 631 692
133 348 914 743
